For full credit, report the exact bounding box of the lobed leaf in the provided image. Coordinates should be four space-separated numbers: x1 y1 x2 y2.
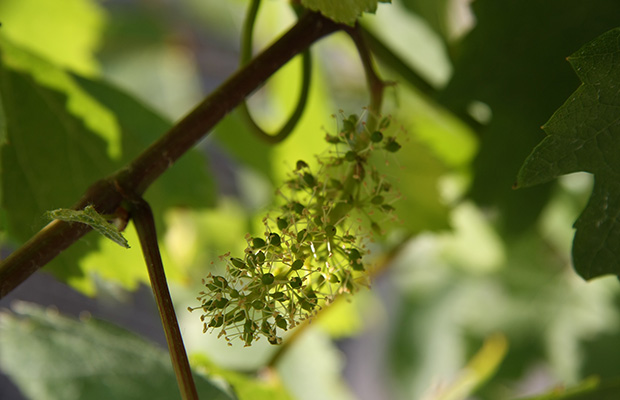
440 0 620 233
517 28 620 279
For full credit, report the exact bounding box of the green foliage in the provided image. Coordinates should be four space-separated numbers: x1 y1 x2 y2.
439 0 620 233
0 0 105 75
518 28 620 280
301 0 390 26
0 36 215 292
0 302 234 400
47 205 130 248
191 114 402 346
4 0 620 399
399 0 452 41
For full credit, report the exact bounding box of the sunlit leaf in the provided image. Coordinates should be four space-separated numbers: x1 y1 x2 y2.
301 0 388 26
0 0 105 75
0 302 234 400
0 50 215 292
0 36 121 158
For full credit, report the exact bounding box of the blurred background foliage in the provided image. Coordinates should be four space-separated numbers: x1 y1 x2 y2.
1 0 620 399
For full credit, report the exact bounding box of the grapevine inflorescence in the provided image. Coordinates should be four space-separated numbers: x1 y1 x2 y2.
189 112 403 346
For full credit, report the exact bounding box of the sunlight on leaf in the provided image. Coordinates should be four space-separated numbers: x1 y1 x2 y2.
301 0 386 26
0 302 234 400
0 0 105 75
0 37 121 158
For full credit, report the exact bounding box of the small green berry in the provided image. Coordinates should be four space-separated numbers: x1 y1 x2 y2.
269 233 281 246
297 229 308 242
208 315 223 328
303 172 316 187
233 310 246 322
270 292 288 301
325 134 341 144
293 202 305 215
202 300 214 311
207 276 228 291
296 160 309 170
384 137 401 152
289 276 303 288
213 297 229 309
300 291 318 311
277 217 289 231
324 224 337 237
370 131 383 143
342 119 355 133
251 300 265 310
261 320 273 335
275 315 288 330
230 257 246 269
291 259 304 270
261 273 275 285
381 204 395 212
345 151 357 162
348 248 362 262
252 237 266 249
371 195 385 205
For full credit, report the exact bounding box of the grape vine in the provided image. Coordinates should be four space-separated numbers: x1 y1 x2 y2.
190 112 403 346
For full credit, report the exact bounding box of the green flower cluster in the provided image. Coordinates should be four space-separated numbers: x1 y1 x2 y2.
190 113 402 346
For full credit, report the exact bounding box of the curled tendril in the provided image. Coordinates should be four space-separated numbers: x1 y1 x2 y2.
189 112 403 346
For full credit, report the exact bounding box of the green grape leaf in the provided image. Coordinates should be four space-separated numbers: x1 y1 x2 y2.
0 35 121 158
439 0 620 233
0 45 215 292
517 28 620 280
301 0 389 26
71 75 217 213
0 53 117 286
46 205 130 248
0 0 105 75
399 0 452 41
0 302 235 400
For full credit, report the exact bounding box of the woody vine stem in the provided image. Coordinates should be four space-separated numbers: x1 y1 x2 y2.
0 7 396 400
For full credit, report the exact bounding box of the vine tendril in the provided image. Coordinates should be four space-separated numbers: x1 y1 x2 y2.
239 0 312 144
